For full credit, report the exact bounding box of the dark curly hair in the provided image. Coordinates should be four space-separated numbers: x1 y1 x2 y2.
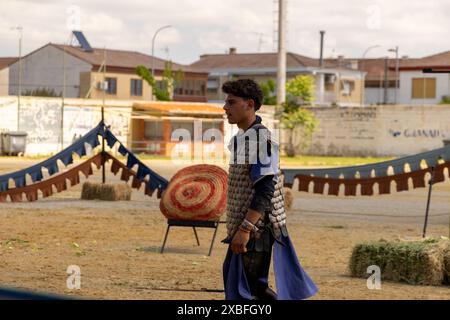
221 79 263 111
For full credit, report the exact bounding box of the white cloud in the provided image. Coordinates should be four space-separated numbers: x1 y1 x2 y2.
1 0 450 64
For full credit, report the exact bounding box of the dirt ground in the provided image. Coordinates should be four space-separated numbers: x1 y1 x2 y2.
1 157 450 300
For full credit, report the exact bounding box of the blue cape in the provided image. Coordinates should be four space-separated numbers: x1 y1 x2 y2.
223 235 318 300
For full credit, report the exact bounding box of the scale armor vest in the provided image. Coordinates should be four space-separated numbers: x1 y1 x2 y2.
226 163 288 241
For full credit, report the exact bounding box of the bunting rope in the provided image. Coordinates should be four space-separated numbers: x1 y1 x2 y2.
0 122 103 192
282 147 450 196
0 121 169 202
102 128 168 193
0 153 103 202
0 152 167 203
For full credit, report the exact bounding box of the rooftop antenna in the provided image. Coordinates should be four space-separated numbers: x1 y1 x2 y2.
247 32 270 52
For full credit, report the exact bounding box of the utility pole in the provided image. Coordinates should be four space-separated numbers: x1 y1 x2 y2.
388 46 399 104
317 31 325 105
319 31 325 67
360 45 380 107
11 26 23 131
276 0 286 107
61 44 66 150
383 57 389 104
102 48 106 184
151 25 172 77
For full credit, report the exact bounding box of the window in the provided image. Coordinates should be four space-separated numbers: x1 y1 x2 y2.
183 80 189 95
105 77 117 95
202 122 220 135
195 80 201 96
340 80 355 95
188 79 194 95
156 80 167 91
172 121 194 138
200 81 206 96
130 79 143 96
144 121 163 140
412 78 436 99
175 80 183 95
325 74 336 91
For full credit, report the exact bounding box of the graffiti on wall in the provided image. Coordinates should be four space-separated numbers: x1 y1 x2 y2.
19 99 62 145
0 97 132 155
64 106 101 146
339 109 377 122
389 128 447 138
63 105 130 147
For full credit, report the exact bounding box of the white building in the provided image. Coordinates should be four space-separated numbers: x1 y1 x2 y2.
395 51 450 105
326 51 450 106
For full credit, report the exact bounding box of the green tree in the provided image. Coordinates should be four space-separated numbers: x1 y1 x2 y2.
285 75 315 106
281 108 319 157
280 75 318 157
260 79 277 105
135 61 183 101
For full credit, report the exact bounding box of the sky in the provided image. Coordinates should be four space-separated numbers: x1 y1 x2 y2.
1 0 449 65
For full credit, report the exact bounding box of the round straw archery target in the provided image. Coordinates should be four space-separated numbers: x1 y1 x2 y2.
160 164 228 221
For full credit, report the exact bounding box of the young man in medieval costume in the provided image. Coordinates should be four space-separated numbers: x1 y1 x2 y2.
221 79 318 300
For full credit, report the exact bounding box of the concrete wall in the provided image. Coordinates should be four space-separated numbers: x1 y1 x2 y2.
398 71 450 105
8 44 92 97
302 105 450 157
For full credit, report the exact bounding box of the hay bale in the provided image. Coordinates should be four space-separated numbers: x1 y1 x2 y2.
81 182 132 201
99 183 132 201
81 181 100 200
283 187 294 212
349 238 450 286
442 241 450 283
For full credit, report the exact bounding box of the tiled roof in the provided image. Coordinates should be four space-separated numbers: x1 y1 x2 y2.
324 58 398 81
394 51 450 69
51 44 207 74
325 50 450 78
189 52 320 70
0 57 18 70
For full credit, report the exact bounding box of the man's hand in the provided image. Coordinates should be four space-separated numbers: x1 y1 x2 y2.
231 229 250 254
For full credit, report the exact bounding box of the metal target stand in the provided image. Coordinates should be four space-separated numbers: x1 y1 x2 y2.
160 220 225 256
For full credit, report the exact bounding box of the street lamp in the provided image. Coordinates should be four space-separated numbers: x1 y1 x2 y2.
11 26 23 131
151 25 172 77
388 46 399 104
360 45 380 106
